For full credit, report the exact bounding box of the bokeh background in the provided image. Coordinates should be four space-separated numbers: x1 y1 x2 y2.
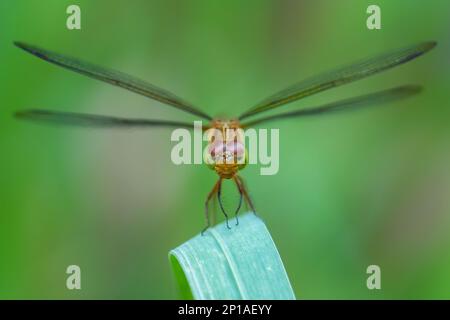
1 0 449 299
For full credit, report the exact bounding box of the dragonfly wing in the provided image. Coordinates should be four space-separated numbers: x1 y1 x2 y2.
239 42 436 120
14 42 212 120
15 109 193 129
242 85 422 127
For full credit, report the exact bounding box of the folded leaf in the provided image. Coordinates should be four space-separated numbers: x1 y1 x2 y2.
169 213 296 299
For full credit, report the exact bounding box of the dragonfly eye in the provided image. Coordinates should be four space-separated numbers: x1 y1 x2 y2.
208 141 246 165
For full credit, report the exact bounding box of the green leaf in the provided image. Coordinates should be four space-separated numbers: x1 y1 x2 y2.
169 213 296 300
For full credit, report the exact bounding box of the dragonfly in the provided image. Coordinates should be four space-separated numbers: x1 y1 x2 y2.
14 41 436 233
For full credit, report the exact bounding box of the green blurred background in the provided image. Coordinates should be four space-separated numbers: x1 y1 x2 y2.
1 0 449 299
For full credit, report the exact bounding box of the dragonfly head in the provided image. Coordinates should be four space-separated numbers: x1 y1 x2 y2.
204 119 248 177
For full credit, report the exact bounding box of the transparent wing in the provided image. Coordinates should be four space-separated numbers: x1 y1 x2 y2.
15 109 193 129
242 85 422 127
239 42 436 120
14 41 212 120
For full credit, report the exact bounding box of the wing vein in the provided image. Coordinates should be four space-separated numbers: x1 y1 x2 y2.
239 41 436 120
14 41 212 120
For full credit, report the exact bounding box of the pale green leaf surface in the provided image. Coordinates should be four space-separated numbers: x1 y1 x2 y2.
169 213 296 300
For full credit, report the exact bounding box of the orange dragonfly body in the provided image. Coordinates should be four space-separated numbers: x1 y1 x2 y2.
14 41 436 232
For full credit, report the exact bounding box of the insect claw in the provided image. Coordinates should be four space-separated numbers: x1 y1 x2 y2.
225 218 231 230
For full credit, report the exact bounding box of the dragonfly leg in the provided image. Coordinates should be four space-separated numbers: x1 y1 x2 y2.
211 191 218 226
202 179 221 235
232 175 244 226
235 175 257 216
217 178 231 230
